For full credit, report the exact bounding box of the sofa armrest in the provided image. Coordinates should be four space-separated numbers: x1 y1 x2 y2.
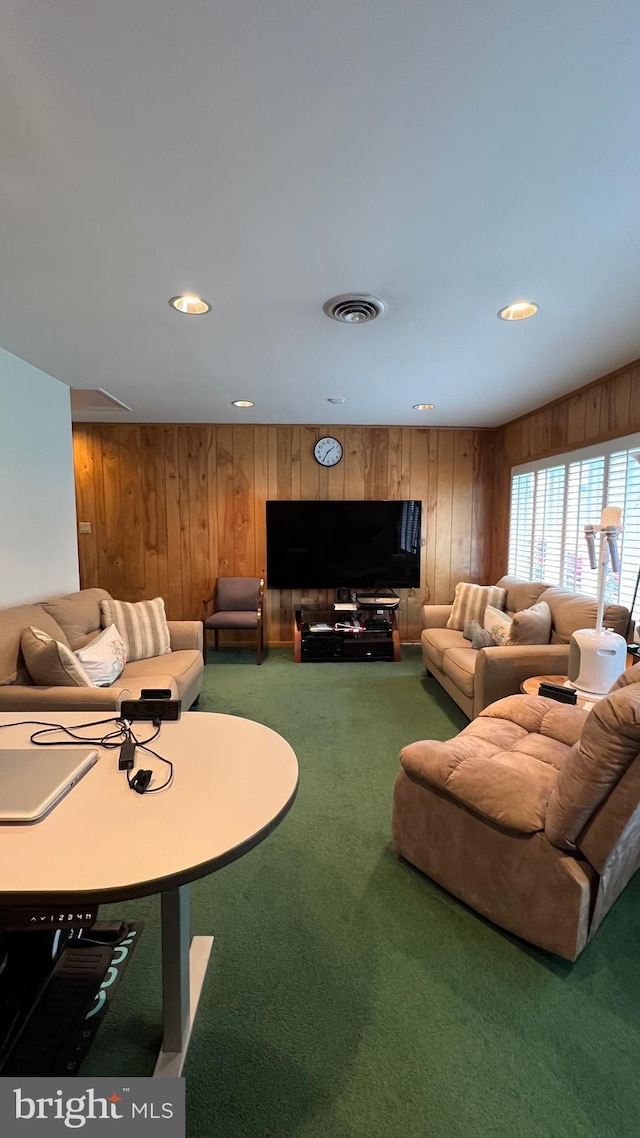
0 684 132 713
422 605 452 630
167 620 203 653
473 643 571 717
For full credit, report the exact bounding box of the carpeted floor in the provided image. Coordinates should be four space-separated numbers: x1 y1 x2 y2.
82 647 640 1137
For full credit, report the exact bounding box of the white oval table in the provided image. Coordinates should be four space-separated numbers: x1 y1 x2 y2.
0 711 299 1077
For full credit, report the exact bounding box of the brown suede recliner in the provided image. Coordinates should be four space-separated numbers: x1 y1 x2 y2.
392 663 640 960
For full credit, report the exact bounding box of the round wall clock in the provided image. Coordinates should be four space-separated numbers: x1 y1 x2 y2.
313 436 344 467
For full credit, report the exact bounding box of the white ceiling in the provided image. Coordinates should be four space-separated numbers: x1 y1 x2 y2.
2 1 639 428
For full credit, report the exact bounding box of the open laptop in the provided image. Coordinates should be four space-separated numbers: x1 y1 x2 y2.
0 747 99 824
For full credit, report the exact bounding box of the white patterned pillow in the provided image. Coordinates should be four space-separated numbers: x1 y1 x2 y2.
99 597 171 662
484 604 513 646
75 624 127 686
446 583 507 632
21 627 94 687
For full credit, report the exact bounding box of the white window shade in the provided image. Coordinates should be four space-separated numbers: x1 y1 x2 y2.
533 466 565 583
508 433 640 617
609 450 640 616
508 472 535 578
562 457 604 597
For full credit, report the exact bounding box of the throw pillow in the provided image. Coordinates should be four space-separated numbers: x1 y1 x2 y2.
466 619 497 650
21 627 94 688
99 597 171 662
75 624 127 686
447 582 507 632
508 600 552 646
484 604 513 646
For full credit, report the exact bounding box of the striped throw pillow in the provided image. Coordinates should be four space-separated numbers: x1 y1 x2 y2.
446 582 507 632
99 597 171 662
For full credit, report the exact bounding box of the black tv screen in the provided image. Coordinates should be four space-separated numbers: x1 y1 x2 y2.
266 500 421 589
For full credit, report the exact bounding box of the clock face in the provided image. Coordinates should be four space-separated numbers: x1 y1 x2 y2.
314 436 343 467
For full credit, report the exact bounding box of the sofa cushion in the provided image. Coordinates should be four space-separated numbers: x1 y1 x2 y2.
609 660 640 692
100 597 171 662
540 587 599 644
508 600 552 645
540 586 629 644
0 606 71 687
421 627 468 669
75 624 127 686
122 650 202 701
40 588 111 651
495 576 551 615
446 582 507 631
441 647 477 699
21 627 94 688
400 713 564 833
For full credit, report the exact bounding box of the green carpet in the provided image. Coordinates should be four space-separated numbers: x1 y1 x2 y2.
82 648 640 1137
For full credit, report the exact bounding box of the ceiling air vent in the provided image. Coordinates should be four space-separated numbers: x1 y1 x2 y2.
322 294 387 323
70 388 132 413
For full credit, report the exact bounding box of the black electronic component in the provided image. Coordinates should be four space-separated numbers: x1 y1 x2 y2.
538 681 578 704
266 499 421 589
362 619 391 637
120 698 181 722
130 769 153 794
118 741 136 770
140 688 172 700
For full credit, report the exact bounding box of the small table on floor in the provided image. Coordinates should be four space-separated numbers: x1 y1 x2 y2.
0 711 298 1077
520 674 597 709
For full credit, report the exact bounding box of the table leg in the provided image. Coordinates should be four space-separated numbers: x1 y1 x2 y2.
153 885 214 1078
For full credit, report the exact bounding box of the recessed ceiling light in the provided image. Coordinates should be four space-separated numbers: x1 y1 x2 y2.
168 294 212 315
413 403 435 411
497 300 539 321
231 399 254 408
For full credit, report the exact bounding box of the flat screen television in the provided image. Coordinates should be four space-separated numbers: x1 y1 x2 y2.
266 500 421 589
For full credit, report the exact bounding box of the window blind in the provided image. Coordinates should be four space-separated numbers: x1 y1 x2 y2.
509 434 640 618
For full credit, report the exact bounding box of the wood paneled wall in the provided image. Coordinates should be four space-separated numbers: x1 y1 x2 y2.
72 424 496 644
488 358 640 582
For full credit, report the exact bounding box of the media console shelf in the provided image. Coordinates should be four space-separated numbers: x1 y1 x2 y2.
293 607 401 664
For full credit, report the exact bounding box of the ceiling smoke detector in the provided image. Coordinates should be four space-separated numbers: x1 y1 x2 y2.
323 294 387 323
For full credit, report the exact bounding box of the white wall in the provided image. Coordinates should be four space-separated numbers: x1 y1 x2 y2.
0 347 79 605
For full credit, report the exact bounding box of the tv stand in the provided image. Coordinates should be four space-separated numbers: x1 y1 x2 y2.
294 607 401 664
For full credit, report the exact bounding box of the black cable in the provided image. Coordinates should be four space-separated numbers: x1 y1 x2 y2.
27 716 125 748
2 716 173 793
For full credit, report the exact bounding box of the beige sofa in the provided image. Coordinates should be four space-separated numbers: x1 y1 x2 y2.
393 662 640 960
0 588 203 712
421 575 630 719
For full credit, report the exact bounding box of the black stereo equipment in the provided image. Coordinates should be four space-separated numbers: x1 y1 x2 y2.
120 698 182 722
